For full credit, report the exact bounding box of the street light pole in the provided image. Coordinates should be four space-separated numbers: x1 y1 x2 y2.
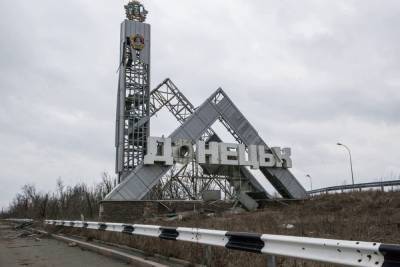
337 142 355 186
306 174 312 191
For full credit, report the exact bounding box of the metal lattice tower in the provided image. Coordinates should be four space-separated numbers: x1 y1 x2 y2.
116 1 151 182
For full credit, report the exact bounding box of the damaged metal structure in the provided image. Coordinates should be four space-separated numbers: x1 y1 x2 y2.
107 1 308 208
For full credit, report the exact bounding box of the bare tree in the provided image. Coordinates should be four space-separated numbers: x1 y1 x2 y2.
6 172 117 220
101 172 114 195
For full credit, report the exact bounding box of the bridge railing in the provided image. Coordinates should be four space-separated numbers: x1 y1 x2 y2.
308 179 400 195
45 220 400 267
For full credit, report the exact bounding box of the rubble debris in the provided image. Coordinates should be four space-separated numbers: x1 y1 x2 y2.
68 242 78 247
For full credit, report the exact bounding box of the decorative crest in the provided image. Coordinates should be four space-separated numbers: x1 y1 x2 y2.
125 0 148 22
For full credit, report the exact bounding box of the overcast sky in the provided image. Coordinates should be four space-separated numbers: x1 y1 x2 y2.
1 0 400 209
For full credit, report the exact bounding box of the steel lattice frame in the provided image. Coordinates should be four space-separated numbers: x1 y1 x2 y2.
116 25 151 182
149 161 237 201
150 79 214 141
147 79 267 200
123 50 150 175
150 79 243 144
116 2 151 182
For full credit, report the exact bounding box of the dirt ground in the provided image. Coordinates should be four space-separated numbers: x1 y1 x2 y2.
49 190 400 267
0 223 131 267
140 190 400 244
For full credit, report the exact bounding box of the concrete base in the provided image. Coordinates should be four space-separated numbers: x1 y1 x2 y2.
99 200 234 223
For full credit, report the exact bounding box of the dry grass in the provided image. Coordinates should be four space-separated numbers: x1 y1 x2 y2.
48 191 400 267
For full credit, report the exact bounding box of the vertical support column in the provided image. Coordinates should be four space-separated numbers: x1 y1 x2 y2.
203 246 213 266
267 255 277 267
116 18 151 182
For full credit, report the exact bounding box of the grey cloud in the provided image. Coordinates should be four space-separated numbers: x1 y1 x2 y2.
1 0 400 208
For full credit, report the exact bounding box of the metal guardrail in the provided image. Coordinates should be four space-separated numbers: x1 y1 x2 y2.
3 219 34 223
45 220 400 267
308 179 400 195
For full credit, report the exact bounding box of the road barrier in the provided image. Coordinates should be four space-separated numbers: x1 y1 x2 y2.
45 220 400 267
308 180 400 195
4 219 33 223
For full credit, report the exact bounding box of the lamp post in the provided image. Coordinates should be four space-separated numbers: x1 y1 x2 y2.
337 142 355 186
306 174 312 191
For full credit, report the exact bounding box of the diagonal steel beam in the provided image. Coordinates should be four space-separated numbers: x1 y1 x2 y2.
206 89 308 199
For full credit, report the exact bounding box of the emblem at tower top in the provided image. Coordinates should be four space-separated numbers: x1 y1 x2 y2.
125 0 148 22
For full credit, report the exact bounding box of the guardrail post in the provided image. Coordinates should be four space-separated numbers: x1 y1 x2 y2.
267 255 277 267
203 245 213 266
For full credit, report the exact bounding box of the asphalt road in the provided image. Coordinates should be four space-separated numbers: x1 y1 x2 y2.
0 223 130 267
